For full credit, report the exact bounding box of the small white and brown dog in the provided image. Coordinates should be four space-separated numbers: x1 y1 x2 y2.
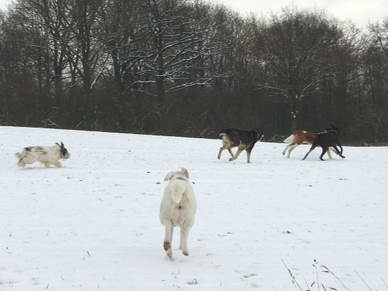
15 142 70 168
160 168 197 258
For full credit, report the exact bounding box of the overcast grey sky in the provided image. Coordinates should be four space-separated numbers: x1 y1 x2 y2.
211 0 388 28
0 0 387 28
0 0 10 10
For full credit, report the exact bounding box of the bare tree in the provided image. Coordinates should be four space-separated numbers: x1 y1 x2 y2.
68 0 107 126
0 0 386 142
134 0 211 106
22 0 74 109
253 8 342 130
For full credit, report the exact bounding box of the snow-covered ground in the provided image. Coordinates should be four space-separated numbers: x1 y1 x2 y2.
1 126 387 291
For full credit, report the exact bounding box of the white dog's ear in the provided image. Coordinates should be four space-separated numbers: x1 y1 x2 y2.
180 168 189 179
164 171 175 181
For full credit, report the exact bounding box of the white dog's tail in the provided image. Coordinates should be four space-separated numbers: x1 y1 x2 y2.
171 184 185 204
283 134 295 144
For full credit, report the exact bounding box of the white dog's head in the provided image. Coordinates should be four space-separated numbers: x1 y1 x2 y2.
164 168 190 181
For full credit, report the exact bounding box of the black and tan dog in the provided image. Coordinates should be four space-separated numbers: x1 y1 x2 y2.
217 128 264 163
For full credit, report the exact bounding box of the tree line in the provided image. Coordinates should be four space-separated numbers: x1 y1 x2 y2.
0 0 387 143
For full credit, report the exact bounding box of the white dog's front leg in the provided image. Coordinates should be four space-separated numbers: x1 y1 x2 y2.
54 161 62 168
164 224 174 258
180 227 189 256
17 160 26 168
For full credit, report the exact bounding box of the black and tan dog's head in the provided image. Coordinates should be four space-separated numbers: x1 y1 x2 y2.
56 142 70 159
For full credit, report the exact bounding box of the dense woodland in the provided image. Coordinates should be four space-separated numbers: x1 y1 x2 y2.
0 0 387 143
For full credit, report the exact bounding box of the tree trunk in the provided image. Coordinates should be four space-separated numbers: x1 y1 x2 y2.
54 65 63 108
156 76 165 106
290 98 299 131
111 47 127 130
291 114 298 131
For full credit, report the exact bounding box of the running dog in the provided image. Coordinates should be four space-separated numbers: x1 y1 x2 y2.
16 142 70 168
218 128 264 163
160 168 197 258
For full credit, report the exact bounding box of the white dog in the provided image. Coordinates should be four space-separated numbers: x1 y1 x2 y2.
16 142 70 168
160 168 197 258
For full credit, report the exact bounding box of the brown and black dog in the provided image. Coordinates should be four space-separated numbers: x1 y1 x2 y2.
283 124 343 159
217 128 264 163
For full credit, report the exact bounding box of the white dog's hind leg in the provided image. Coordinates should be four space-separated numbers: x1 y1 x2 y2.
164 224 174 258
180 227 189 256
179 228 184 250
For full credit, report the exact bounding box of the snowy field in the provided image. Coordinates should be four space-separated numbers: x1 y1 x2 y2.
1 126 387 291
